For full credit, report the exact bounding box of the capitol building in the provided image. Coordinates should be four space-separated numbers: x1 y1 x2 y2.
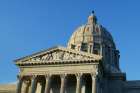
1 11 140 93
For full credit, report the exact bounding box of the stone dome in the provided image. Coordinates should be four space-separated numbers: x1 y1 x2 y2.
67 11 121 73
67 12 116 55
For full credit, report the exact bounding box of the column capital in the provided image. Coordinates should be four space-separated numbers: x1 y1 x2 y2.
76 73 82 93
17 75 23 80
60 74 67 78
60 74 67 93
75 73 82 79
45 74 51 78
24 80 31 85
32 75 37 79
91 73 98 78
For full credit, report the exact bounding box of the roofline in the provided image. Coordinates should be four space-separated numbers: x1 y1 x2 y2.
16 59 102 66
14 46 102 63
14 46 62 62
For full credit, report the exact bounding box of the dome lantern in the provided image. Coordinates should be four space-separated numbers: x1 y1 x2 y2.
88 11 97 25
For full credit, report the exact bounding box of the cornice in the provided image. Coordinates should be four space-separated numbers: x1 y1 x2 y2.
16 59 101 66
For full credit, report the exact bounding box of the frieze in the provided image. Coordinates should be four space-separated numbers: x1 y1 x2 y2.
23 50 99 62
15 46 102 65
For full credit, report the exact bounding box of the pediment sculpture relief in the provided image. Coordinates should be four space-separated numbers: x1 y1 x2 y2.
16 47 102 64
30 50 91 62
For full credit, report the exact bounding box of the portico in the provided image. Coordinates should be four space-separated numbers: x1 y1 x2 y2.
17 73 98 93
15 46 102 93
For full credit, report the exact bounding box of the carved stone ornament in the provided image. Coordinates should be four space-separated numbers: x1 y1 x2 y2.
15 46 102 65
29 51 94 62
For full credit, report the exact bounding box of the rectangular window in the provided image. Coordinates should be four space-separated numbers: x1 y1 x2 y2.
81 43 88 52
93 43 100 54
93 49 99 54
71 44 76 49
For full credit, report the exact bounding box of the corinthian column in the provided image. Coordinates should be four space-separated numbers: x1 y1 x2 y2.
60 74 66 93
16 76 23 93
44 75 50 93
30 75 37 93
91 75 97 93
23 80 30 93
76 74 82 93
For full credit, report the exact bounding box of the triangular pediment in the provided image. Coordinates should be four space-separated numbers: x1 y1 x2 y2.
15 46 102 65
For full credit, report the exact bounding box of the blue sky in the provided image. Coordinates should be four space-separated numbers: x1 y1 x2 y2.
0 0 140 84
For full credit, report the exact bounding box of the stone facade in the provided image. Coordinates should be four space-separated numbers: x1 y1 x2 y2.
13 11 140 93
15 46 101 93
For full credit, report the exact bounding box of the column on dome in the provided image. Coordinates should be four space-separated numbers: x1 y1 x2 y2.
111 48 114 64
116 50 120 69
109 47 112 64
88 44 93 53
100 44 103 56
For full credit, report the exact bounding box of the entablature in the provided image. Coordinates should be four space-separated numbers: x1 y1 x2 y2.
16 59 101 66
19 63 99 76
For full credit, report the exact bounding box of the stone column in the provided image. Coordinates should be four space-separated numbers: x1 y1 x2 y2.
116 50 120 69
76 74 82 93
60 74 66 93
16 76 23 93
23 81 30 93
91 75 97 93
26 81 30 93
100 44 103 55
30 75 37 93
81 80 85 93
41 82 45 93
44 75 50 93
110 48 114 64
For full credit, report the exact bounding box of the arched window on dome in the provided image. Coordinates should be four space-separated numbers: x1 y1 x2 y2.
114 50 120 69
81 43 88 52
